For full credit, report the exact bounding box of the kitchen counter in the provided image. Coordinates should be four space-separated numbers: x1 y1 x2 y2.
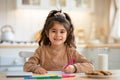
76 43 120 48
0 41 39 48
0 44 38 48
1 43 120 48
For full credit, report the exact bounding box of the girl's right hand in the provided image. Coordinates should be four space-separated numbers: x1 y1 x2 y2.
34 67 47 74
62 65 75 73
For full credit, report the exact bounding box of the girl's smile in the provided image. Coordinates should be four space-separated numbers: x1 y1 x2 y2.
48 22 67 46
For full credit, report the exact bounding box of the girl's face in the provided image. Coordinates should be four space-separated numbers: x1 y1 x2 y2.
48 23 67 46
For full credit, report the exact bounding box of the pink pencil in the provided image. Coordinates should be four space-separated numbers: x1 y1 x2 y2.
63 56 75 69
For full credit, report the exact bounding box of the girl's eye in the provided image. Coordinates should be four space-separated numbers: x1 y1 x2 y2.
52 30 56 33
60 30 66 33
60 31 65 33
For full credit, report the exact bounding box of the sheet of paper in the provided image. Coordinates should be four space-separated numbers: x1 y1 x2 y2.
47 71 64 75
47 71 85 75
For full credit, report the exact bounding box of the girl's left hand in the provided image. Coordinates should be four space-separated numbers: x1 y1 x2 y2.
62 65 75 73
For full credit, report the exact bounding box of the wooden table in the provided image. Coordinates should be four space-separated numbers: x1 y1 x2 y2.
0 70 120 80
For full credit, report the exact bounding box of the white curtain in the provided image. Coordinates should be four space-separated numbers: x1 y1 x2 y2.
110 0 120 41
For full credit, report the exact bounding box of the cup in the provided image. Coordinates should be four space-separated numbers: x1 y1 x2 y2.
98 54 108 71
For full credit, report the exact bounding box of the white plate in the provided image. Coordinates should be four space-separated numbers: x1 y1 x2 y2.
86 75 114 78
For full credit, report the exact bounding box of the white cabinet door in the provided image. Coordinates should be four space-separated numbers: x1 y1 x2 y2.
17 0 41 9
0 47 36 72
17 0 94 12
66 0 94 11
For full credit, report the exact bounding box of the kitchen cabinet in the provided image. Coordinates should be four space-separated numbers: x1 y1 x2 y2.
17 0 94 12
81 48 120 70
17 0 41 9
0 45 37 72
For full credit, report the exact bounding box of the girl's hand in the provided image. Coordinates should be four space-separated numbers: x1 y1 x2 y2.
34 67 47 74
63 65 75 73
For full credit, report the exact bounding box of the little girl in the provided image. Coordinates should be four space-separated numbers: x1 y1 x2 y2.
24 10 94 74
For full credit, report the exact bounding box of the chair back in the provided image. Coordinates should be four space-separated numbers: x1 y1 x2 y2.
19 51 34 62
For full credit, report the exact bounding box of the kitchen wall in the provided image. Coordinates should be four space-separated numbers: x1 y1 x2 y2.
0 0 109 43
0 0 49 41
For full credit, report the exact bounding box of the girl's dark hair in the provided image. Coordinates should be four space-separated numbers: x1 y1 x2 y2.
39 10 76 48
